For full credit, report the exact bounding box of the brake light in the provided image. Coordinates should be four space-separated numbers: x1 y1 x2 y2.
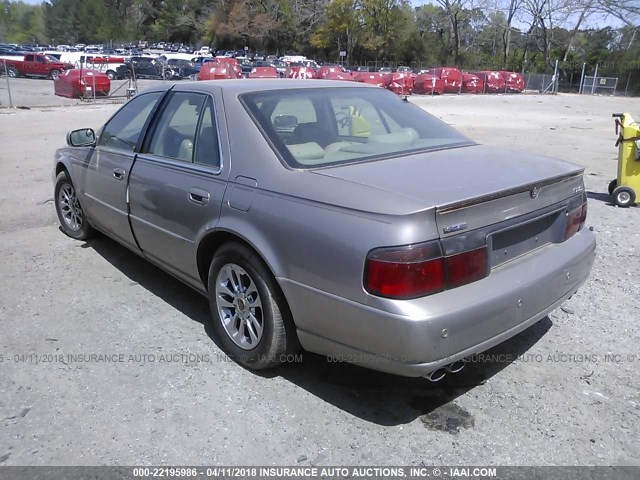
364 241 445 299
565 202 587 240
364 241 488 299
445 247 488 289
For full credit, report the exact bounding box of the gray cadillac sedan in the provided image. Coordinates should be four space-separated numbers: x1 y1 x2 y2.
53 80 595 380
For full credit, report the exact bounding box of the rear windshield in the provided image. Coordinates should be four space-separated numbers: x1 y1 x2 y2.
241 87 471 168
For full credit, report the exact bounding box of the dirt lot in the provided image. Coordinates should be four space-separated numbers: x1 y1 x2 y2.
0 87 639 466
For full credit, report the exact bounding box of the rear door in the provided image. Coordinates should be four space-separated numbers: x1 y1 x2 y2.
76 91 164 250
128 90 229 288
24 54 37 75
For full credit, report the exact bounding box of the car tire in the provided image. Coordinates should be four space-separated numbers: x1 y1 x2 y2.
106 70 115 80
163 70 173 80
207 242 299 370
50 69 61 80
612 186 636 208
54 171 95 240
608 179 617 195
6 66 19 77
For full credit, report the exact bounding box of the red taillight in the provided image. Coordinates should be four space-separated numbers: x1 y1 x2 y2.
364 241 488 299
445 247 488 289
565 202 587 240
364 242 445 299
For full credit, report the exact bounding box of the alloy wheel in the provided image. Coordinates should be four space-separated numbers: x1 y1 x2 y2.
215 263 264 350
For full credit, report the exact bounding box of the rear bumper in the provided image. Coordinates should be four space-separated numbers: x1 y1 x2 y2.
279 229 596 377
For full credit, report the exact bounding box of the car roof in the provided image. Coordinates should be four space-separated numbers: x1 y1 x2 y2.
148 79 375 96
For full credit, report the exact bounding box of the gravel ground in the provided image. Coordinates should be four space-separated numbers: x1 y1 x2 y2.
0 89 639 466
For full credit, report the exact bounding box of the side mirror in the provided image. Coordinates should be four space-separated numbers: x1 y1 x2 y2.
67 128 96 147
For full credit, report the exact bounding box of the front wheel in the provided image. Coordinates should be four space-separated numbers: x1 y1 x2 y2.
50 69 61 80
612 186 636 208
54 171 95 240
207 242 299 370
106 70 115 80
608 179 617 196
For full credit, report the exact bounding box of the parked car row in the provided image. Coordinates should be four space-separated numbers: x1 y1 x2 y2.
195 61 525 96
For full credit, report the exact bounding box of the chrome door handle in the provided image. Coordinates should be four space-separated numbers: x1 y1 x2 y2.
189 188 210 206
112 168 126 180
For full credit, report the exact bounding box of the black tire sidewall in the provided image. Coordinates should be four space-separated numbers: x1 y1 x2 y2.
207 244 290 369
608 179 617 196
54 171 92 240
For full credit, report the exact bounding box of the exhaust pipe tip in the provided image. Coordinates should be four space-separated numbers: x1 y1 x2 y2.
427 368 447 382
446 360 466 374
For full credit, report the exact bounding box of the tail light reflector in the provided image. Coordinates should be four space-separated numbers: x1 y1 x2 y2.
445 247 488 289
565 201 587 240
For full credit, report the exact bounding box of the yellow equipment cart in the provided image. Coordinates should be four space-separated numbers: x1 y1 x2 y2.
609 113 640 208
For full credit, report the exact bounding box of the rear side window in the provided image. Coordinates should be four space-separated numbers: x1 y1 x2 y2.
146 92 221 169
194 99 221 168
148 92 205 162
98 92 163 152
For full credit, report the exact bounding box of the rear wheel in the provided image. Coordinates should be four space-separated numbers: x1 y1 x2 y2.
207 242 299 370
612 186 636 208
50 69 61 80
608 179 617 196
7 67 18 78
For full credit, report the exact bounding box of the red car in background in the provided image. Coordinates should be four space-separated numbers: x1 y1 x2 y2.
213 57 242 78
316 65 349 79
473 71 506 93
428 67 462 93
499 71 525 92
461 73 484 94
285 66 316 79
412 73 445 95
54 69 110 98
248 66 279 78
323 71 356 81
197 62 235 80
353 72 386 87
385 72 414 94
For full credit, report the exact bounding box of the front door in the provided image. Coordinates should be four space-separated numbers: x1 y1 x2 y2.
76 91 164 250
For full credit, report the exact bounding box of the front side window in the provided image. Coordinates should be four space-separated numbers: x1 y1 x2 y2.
98 92 163 152
242 87 471 168
148 92 206 162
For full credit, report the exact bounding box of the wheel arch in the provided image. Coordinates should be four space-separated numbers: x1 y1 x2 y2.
196 229 285 293
55 162 69 177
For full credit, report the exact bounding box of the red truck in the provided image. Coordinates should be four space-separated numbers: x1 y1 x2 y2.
1 53 73 79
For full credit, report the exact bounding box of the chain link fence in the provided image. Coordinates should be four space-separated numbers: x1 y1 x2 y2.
579 75 619 95
522 73 558 93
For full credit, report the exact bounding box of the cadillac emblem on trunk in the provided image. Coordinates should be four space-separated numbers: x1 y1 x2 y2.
530 186 540 198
